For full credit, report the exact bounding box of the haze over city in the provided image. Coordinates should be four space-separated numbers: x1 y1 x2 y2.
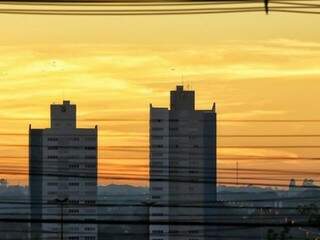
0 1 320 239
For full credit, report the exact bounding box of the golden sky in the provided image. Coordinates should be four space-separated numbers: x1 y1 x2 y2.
1 10 320 187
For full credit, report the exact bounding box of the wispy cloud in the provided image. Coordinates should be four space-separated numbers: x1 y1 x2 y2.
1 40 320 185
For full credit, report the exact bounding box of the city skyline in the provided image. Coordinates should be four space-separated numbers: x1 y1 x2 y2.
1 0 320 191
1 2 320 239
0 78 320 187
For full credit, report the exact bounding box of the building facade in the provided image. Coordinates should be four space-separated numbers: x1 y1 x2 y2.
149 86 217 240
29 100 98 240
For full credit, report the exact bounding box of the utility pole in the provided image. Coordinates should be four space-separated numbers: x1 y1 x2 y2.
141 200 156 238
55 198 68 240
264 0 269 14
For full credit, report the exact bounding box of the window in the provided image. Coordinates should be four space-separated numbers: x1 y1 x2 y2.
48 146 58 150
151 161 163 166
152 213 164 216
152 152 163 157
68 200 80 205
68 182 79 186
84 237 96 240
85 146 96 150
152 127 164 131
85 137 96 141
68 237 79 240
85 191 96 195
153 136 164 140
152 144 164 148
69 164 79 168
85 164 95 168
84 200 96 205
152 230 164 233
68 209 79 214
84 227 95 231
151 119 163 122
85 182 96 186
48 137 58 141
47 182 58 186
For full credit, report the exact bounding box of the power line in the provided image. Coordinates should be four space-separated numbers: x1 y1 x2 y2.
5 143 320 148
0 217 317 227
6 170 320 188
4 132 320 137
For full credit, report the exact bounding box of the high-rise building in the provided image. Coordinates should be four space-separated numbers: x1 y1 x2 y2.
149 86 217 240
29 100 98 240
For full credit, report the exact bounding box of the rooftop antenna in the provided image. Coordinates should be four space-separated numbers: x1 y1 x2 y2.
181 72 184 87
62 90 65 102
212 102 216 112
187 80 191 90
236 161 239 185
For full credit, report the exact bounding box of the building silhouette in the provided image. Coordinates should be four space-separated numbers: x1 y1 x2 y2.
149 86 217 240
29 100 98 240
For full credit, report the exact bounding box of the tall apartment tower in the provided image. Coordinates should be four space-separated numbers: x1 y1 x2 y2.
29 100 98 240
149 86 217 240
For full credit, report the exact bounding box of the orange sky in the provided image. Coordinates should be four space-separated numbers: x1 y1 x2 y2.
0 9 320 187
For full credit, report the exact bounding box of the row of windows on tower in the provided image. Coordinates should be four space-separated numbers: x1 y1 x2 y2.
151 230 200 234
63 226 96 231
152 135 210 142
151 169 201 174
152 238 199 240
44 163 96 168
150 119 180 122
47 137 96 141
47 199 96 205
69 163 96 168
152 127 179 131
68 236 96 240
47 155 96 159
151 144 202 148
47 146 97 150
151 152 210 157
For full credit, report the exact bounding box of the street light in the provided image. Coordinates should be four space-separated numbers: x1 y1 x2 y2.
55 197 69 240
141 200 157 238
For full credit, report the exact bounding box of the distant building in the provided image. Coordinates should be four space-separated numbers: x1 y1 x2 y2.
149 86 217 240
288 178 297 197
29 100 98 240
0 178 8 187
289 178 296 190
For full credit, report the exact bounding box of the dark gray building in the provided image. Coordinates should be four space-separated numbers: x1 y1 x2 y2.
29 100 98 240
149 86 217 240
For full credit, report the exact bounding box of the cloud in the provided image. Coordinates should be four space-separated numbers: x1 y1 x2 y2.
1 40 320 185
